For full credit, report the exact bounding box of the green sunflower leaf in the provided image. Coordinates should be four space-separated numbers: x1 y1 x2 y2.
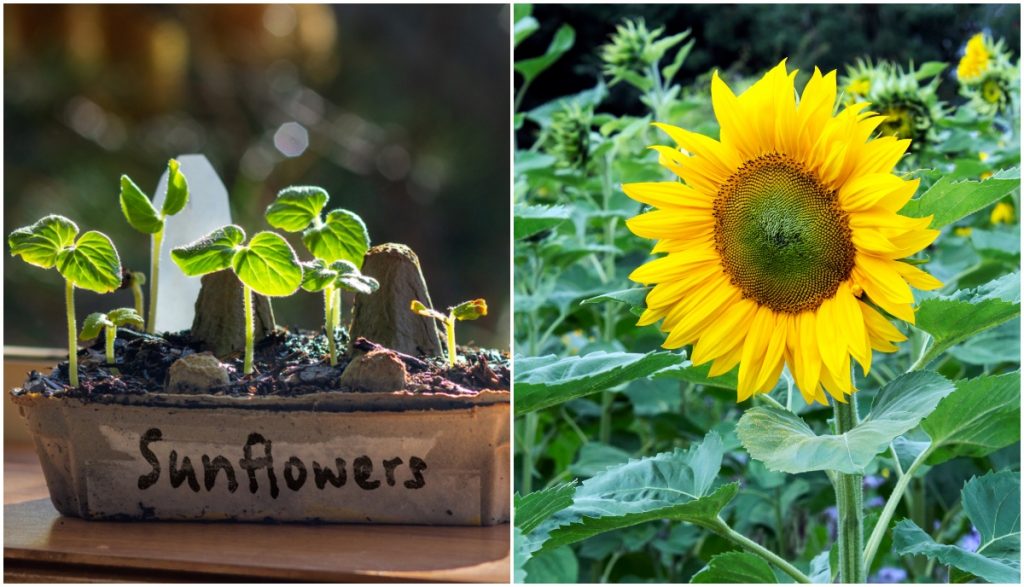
913 271 1020 369
8 214 79 269
581 287 650 316
514 24 575 84
514 350 687 416
232 231 302 297
900 166 1020 229
302 209 370 266
336 271 379 295
514 203 571 240
265 186 329 233
514 15 539 48
514 482 578 534
691 551 778 584
56 231 123 293
531 431 737 551
119 175 164 234
736 371 955 474
161 159 189 217
893 471 1020 584
80 312 113 341
170 225 246 277
653 360 739 391
920 371 1020 466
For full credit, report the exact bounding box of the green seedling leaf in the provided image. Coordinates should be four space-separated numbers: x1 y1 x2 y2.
737 371 955 474
171 225 246 276
56 231 123 293
900 167 1020 228
302 209 370 266
691 551 778 583
920 371 1020 465
107 307 145 329
514 203 571 240
265 186 329 232
532 431 738 550
914 272 1020 368
514 350 687 416
232 231 303 297
80 312 113 341
411 299 447 322
514 15 539 47
514 24 575 83
514 482 578 535
894 471 1020 583
8 214 79 268
161 159 190 216
119 175 164 234
303 258 380 295
452 298 488 321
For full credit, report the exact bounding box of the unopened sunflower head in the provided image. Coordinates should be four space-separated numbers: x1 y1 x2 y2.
600 18 663 84
623 60 942 406
860 62 945 150
957 33 1018 116
544 103 593 170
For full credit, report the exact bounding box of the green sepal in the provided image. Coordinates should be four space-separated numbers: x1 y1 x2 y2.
232 231 303 297
119 175 163 234
265 186 329 232
302 208 370 266
452 298 488 321
8 214 79 269
56 231 123 293
170 225 246 276
161 159 189 216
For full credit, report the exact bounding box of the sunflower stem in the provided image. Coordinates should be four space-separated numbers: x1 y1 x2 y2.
863 446 931 572
832 396 865 583
707 516 811 583
65 279 78 387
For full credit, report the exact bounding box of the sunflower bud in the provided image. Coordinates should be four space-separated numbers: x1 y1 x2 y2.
600 19 663 85
544 103 592 170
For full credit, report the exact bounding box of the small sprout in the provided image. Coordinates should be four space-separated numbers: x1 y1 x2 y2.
124 270 146 318
119 159 190 332
80 308 144 365
9 215 123 386
411 298 488 367
301 259 380 366
170 225 302 375
265 186 370 266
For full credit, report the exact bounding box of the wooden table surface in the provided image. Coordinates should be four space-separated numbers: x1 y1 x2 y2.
4 444 510 583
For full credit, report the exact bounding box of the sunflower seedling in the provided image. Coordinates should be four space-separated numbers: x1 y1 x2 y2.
80 308 144 365
301 259 380 365
170 225 302 375
119 159 189 332
410 299 488 367
265 186 371 326
124 270 146 318
9 215 123 386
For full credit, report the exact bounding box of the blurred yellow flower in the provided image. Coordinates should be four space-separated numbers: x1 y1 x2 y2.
623 61 941 405
978 151 990 161
954 226 973 237
957 33 991 83
991 202 1014 224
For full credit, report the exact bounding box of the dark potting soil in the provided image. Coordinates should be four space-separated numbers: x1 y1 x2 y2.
16 328 510 399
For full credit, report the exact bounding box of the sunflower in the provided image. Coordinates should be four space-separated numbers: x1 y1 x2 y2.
623 60 942 405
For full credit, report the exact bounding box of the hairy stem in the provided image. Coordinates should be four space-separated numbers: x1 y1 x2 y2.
65 279 78 387
147 229 163 333
833 396 865 583
105 325 115 365
708 516 811 583
521 411 538 494
863 447 931 571
324 287 337 366
243 284 254 375
333 288 342 332
446 314 457 367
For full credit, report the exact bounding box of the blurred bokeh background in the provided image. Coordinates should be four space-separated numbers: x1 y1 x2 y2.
4 4 510 349
519 3 1020 115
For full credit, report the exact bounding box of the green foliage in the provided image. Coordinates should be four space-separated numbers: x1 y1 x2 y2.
80 307 144 340
411 298 489 366
9 215 122 294
893 471 1020 583
737 371 955 474
515 350 686 416
119 159 191 234
265 186 371 267
300 259 379 295
691 551 778 583
8 214 78 269
171 226 302 297
901 167 1020 228
515 482 578 535
920 371 1021 465
514 23 575 85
